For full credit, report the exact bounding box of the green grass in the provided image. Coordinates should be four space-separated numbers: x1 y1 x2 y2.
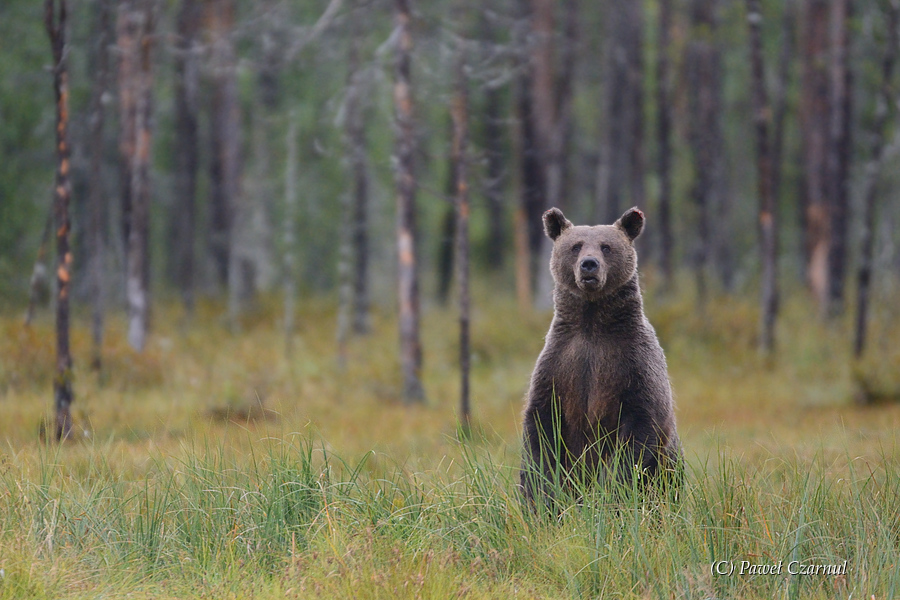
2 280 900 598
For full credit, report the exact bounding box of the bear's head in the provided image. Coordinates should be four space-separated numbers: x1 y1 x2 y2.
543 207 644 300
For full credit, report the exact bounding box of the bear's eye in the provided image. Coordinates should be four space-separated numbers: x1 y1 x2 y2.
601 244 611 255
571 243 583 255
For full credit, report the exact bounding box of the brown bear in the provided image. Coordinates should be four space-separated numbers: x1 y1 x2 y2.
520 207 681 504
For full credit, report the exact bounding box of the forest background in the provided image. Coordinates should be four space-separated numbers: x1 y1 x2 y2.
2 0 900 598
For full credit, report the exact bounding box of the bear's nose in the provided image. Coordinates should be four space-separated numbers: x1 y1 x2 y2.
580 257 599 274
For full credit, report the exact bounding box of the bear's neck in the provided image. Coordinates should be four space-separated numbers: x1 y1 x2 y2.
552 274 644 335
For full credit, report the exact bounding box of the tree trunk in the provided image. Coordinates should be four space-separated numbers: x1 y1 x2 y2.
207 0 239 296
686 0 721 305
451 38 471 435
393 0 425 403
88 0 113 371
555 0 578 212
656 0 674 290
205 0 245 329
826 0 853 317
531 0 579 310
514 0 543 305
284 112 298 357
118 0 154 353
527 0 555 308
799 0 831 312
437 117 457 305
481 18 507 272
172 0 202 316
625 0 645 230
45 0 74 441
746 0 779 354
345 24 371 335
854 1 898 358
596 0 643 232
336 167 352 369
771 1 796 208
596 1 627 225
437 203 456 305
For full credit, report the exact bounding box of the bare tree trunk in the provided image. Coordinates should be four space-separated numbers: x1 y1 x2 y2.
686 0 720 306
555 0 578 211
172 0 201 316
45 0 74 441
207 0 238 296
337 124 352 368
596 0 628 225
205 0 244 330
826 0 853 317
481 18 507 272
514 0 543 304
438 117 457 305
532 0 579 310
597 0 643 235
799 0 831 312
393 0 425 403
118 0 154 353
771 1 796 207
710 46 733 292
88 0 112 371
509 18 531 312
854 1 898 358
625 0 645 224
284 111 297 357
528 0 556 309
747 0 779 355
345 23 371 335
437 196 456 305
451 37 471 435
656 0 674 290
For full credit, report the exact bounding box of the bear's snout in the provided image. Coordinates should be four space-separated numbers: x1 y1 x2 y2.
577 256 604 290
580 257 600 275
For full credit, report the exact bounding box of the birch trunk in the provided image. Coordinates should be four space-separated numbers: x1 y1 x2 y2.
393 0 425 403
88 0 112 370
118 0 154 352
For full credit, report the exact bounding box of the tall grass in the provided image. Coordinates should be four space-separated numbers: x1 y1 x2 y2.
2 433 900 599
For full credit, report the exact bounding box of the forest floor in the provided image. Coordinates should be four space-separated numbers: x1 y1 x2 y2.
2 279 900 599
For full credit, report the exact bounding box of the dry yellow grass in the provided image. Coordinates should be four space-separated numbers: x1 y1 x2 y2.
4 282 898 466
2 281 900 599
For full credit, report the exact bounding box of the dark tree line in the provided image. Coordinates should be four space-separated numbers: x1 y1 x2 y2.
20 0 900 428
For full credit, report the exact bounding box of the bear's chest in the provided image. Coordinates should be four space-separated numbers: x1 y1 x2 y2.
553 335 628 430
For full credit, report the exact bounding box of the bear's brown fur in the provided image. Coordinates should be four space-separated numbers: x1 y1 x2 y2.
520 207 681 503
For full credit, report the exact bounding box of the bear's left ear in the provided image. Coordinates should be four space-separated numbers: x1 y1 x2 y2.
543 208 573 241
615 207 644 242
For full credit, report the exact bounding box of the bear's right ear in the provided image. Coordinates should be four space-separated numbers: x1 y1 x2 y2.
543 208 572 241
